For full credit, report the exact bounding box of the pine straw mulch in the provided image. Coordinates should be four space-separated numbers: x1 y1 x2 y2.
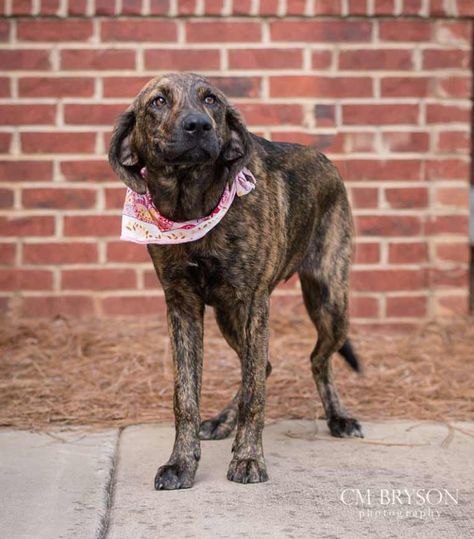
0 313 473 431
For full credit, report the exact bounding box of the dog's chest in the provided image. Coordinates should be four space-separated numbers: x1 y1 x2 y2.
186 256 236 305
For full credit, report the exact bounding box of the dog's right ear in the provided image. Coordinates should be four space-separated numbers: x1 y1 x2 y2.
108 107 146 194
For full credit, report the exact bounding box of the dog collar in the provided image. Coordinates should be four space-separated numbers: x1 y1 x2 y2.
121 167 256 244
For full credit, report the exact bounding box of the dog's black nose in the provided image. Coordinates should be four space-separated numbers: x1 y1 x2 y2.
182 113 212 134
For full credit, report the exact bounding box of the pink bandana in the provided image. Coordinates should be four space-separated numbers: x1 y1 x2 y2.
121 167 256 244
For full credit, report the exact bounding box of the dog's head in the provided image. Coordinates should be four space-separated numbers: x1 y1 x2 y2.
108 73 253 194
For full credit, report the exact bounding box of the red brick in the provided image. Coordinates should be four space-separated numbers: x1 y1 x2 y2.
102 19 177 42
285 0 306 15
0 49 51 70
64 215 120 237
20 295 94 317
145 48 220 70
270 20 371 42
105 187 126 209
457 0 474 16
61 269 136 290
379 20 432 41
382 132 429 153
207 77 261 98
0 20 9 41
23 242 98 264
19 77 94 98
339 49 413 70
64 104 127 125
0 105 56 126
355 216 421 237
186 21 261 42
386 296 427 317
61 160 116 182
342 105 419 125
0 216 55 236
177 0 197 14
425 215 468 235
21 132 96 154
11 0 33 15
270 76 372 98
426 104 470 124
106 241 150 263
338 159 422 181
39 0 60 15
144 269 160 288
350 188 378 209
270 132 345 153
381 77 433 98
0 160 52 182
373 0 395 15
17 19 93 42
61 49 136 70
95 0 117 14
150 0 170 15
122 0 143 14
437 77 471 99
0 243 16 265
385 187 428 209
423 49 471 70
22 188 97 209
388 242 428 264
0 77 10 98
351 269 426 291
237 104 303 126
435 21 472 46
101 295 166 316
353 242 380 263
435 187 469 209
348 0 367 15
204 0 225 15
425 159 469 180
313 0 342 15
311 50 333 69
314 104 336 127
0 269 53 291
436 242 469 263
68 0 87 15
229 48 303 70
0 133 11 153
437 131 470 153
102 77 151 98
0 188 13 208
429 267 468 288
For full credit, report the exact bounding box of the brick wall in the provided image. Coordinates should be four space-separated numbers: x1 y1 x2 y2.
0 0 472 327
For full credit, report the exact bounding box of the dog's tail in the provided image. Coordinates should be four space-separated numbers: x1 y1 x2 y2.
338 339 361 373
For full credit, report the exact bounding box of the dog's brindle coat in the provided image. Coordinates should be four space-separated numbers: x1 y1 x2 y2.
109 73 362 489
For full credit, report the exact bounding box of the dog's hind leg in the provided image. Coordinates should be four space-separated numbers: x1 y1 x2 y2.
199 306 272 441
298 207 363 438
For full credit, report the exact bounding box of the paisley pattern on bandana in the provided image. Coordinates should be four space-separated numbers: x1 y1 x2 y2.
121 168 256 244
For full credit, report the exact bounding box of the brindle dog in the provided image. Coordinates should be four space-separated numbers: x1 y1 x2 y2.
109 73 363 490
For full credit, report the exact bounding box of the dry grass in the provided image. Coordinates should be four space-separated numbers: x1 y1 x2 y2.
1 312 473 430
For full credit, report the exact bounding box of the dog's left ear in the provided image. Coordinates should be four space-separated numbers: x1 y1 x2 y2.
108 106 147 194
221 105 253 174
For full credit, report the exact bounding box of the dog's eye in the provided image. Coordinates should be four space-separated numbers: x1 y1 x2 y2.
154 96 166 108
204 94 217 105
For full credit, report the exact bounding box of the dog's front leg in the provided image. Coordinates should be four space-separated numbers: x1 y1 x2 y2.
154 288 204 490
227 294 269 484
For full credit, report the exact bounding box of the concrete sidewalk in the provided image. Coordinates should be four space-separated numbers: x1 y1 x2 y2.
1 421 473 539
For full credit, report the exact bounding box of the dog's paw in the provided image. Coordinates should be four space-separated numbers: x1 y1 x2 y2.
154 463 195 490
199 417 235 440
227 458 268 484
328 416 364 438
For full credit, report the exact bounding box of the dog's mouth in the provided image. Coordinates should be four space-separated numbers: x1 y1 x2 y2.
160 139 220 166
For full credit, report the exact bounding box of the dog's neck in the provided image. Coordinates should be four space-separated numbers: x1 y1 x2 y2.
145 163 230 222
